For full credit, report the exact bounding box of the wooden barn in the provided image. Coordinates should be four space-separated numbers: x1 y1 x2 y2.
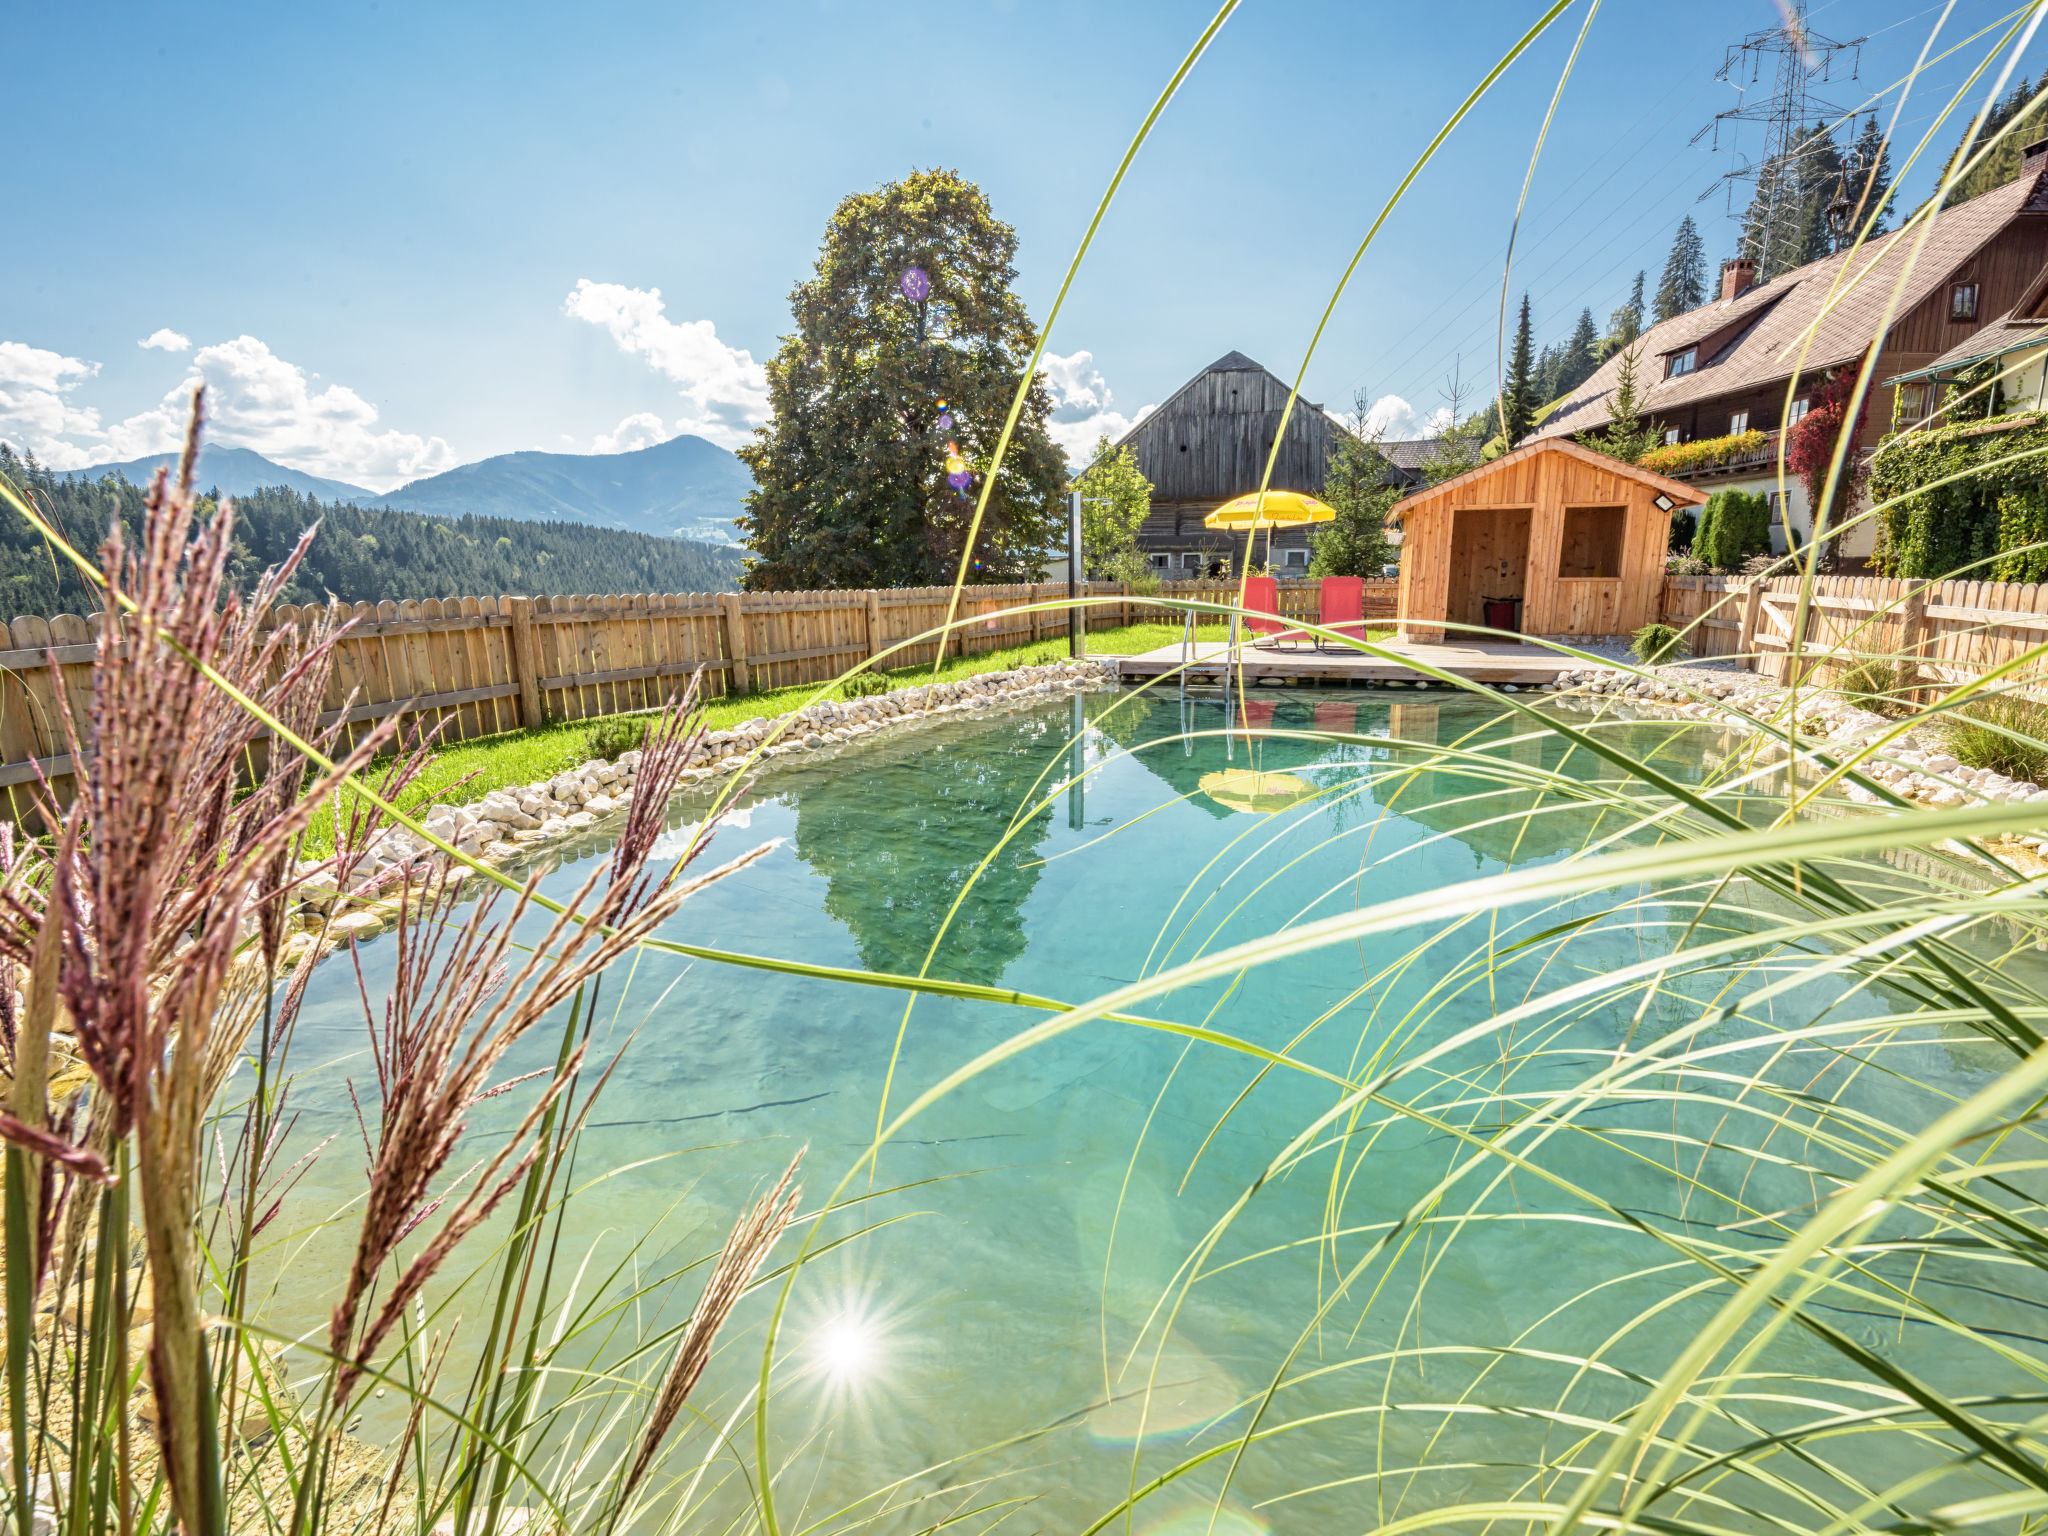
1387 440 1703 643
1115 351 1354 575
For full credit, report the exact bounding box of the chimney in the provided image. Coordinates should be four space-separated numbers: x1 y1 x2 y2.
2026 136 2048 177
1719 257 1757 303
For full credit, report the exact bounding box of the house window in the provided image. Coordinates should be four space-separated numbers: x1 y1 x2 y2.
1181 552 1202 570
1897 381 1934 423
1788 398 1810 424
1953 283 1980 321
1284 548 1308 568
1766 491 1783 527
1729 410 1750 434
1558 505 1627 579
1664 428 1682 445
1667 348 1697 378
1148 552 1169 570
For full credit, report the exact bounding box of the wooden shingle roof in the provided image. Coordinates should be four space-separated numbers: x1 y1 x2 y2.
1532 170 2048 440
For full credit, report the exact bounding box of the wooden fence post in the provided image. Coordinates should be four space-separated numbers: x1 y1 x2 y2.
865 589 884 669
723 592 752 694
505 595 544 726
1120 582 1130 629
1737 580 1765 672
1898 584 1929 705
1030 583 1044 643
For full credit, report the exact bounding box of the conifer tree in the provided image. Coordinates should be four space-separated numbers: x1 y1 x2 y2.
1940 68 2048 207
1577 344 1661 467
1553 307 1601 399
1608 270 1646 350
1502 295 1538 447
1653 217 1706 321
1847 116 1895 236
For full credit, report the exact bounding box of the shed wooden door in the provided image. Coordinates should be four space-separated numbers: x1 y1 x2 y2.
1448 507 1532 637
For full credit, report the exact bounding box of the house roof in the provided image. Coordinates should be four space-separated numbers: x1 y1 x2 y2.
1380 438 1442 472
1882 304 2048 382
1385 438 1705 525
1112 350 1350 454
1531 168 2048 441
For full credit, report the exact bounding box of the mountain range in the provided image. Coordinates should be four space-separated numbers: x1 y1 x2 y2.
62 433 755 547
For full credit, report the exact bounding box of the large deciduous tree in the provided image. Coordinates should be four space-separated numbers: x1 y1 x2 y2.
737 170 1067 590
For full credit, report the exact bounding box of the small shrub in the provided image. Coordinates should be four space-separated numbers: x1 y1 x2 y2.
1831 652 1904 715
1666 552 1709 576
842 670 893 698
1941 692 2048 782
1631 622 1685 666
586 714 650 761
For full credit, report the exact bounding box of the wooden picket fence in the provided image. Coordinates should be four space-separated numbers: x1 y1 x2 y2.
0 581 1125 803
1661 572 2048 697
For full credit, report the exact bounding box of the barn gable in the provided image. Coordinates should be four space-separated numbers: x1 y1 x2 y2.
1115 351 1352 572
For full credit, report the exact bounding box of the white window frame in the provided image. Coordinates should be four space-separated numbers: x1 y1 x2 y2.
1181 552 1203 570
1147 552 1169 570
1787 398 1810 424
1766 490 1783 527
1897 382 1933 423
1729 410 1750 434
1664 428 1682 445
1283 548 1308 569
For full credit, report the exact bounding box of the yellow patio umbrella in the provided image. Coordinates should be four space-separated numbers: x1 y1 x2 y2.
1202 490 1337 531
1204 490 1335 569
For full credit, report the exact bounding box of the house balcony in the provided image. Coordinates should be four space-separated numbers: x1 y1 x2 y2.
1648 428 1783 484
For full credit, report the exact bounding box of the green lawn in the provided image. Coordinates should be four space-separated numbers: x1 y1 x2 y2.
299 618 1392 856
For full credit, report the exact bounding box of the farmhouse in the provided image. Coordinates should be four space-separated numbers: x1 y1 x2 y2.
1534 137 2048 562
1388 439 1703 644
1114 351 1434 575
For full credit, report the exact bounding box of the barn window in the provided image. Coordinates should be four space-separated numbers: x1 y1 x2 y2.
1558 505 1626 580
1953 282 1980 321
1181 552 1202 569
1284 548 1308 568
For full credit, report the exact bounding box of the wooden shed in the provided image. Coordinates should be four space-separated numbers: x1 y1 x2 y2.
1387 440 1703 643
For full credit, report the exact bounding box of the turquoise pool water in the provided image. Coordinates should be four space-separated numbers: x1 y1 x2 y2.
270 686 2023 1533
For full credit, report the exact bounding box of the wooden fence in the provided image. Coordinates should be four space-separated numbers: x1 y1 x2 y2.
1661 572 2048 696
0 581 1130 799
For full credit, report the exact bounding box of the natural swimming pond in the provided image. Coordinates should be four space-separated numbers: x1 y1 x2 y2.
269 685 2032 1533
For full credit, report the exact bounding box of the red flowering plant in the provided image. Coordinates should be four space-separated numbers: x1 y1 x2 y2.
1784 365 1872 572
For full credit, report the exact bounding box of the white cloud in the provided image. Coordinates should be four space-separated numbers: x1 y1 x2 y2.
1425 405 1456 435
138 328 190 352
101 335 455 491
564 280 767 448
1362 394 1435 442
1040 349 1153 465
0 342 105 470
591 411 671 455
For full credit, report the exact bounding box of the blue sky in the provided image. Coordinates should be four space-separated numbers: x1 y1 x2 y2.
2 0 2032 490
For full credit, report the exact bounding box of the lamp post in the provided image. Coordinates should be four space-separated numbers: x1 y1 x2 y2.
1067 488 1085 659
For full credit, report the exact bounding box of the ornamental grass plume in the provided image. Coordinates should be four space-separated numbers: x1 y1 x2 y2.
0 388 391 1536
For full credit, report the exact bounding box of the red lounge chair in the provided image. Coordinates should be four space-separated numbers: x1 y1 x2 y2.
1315 576 1368 652
1240 576 1303 650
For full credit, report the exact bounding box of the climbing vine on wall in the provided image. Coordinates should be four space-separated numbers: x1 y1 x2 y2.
1868 413 2048 579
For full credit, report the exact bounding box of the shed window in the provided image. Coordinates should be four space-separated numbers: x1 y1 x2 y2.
1729 410 1750 434
1558 505 1626 580
1953 283 1980 321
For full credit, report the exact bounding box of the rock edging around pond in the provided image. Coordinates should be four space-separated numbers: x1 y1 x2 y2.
302 659 1121 938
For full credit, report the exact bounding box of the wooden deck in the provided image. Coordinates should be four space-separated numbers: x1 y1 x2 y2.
1111 637 1579 686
